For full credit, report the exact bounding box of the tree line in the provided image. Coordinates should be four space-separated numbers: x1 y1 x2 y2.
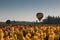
42 15 60 24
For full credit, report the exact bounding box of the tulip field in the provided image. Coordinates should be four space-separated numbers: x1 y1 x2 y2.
0 25 60 40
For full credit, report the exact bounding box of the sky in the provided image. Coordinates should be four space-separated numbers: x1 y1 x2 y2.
0 0 60 22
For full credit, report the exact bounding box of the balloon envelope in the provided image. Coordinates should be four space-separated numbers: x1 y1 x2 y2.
36 13 43 21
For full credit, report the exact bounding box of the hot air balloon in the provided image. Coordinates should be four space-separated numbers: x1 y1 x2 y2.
36 12 43 22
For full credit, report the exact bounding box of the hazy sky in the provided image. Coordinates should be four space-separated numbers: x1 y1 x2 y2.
0 0 60 22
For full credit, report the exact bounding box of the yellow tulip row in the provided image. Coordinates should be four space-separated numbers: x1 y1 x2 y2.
0 25 60 40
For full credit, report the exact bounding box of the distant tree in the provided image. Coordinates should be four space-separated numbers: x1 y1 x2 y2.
13 20 15 23
42 15 60 24
6 20 11 24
